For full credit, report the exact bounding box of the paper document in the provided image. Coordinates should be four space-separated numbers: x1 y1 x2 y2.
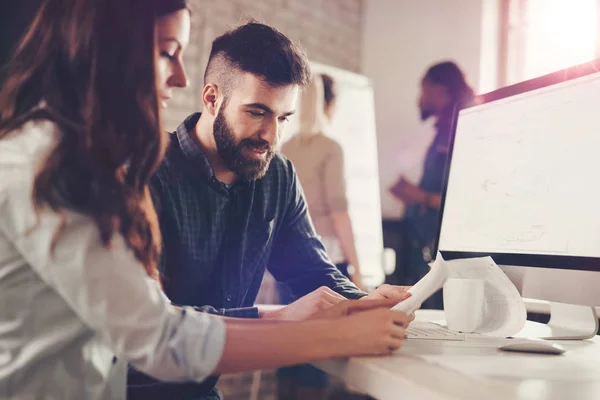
393 253 526 337
392 256 447 315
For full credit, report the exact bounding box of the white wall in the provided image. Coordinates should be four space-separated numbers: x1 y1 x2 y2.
362 0 485 219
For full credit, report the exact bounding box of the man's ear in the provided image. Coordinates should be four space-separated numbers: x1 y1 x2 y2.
201 84 220 116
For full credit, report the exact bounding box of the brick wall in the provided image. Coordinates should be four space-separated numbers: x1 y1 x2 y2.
163 0 363 131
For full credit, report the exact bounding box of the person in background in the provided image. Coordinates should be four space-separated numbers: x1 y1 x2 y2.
389 61 475 309
0 0 410 398
278 74 366 399
282 74 364 289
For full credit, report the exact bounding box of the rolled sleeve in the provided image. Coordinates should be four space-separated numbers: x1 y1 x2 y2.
0 172 226 383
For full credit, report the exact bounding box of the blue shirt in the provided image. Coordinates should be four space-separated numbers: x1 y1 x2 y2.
405 112 453 248
128 113 364 399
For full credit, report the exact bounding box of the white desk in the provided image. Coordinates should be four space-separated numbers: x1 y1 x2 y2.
313 310 600 400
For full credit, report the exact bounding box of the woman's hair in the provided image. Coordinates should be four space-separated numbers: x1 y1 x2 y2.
424 61 475 108
0 0 166 279
299 73 327 135
156 0 189 17
321 74 336 110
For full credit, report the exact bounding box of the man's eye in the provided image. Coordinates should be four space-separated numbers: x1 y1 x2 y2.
160 51 175 60
248 111 265 118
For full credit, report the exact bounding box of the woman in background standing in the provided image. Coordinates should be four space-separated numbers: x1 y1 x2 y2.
282 74 364 290
279 74 365 400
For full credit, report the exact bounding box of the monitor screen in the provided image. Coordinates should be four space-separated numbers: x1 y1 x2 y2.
438 62 600 272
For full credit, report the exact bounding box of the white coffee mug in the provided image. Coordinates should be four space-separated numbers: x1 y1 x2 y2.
443 278 485 333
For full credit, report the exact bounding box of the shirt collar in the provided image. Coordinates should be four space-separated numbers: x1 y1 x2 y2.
175 112 215 181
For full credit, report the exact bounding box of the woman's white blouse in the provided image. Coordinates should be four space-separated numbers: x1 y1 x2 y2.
0 120 225 400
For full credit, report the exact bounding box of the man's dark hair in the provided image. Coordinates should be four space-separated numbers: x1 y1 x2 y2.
204 22 311 95
321 74 336 109
424 61 475 108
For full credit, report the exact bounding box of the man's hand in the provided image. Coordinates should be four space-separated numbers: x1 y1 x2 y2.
260 286 346 321
363 284 415 323
389 176 427 205
364 284 411 302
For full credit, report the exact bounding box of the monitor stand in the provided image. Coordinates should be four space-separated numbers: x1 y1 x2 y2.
537 302 599 340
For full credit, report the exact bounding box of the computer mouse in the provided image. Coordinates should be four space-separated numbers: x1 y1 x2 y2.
498 339 566 355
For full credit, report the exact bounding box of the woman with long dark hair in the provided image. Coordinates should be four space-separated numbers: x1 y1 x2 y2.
0 1 408 398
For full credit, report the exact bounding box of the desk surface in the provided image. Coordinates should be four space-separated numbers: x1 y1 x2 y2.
314 310 600 400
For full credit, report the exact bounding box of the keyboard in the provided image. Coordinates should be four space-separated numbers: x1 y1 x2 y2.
405 321 467 341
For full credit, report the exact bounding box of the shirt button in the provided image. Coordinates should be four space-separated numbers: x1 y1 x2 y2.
226 295 232 301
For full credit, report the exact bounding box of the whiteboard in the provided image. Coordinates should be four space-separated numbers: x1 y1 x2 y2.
282 62 386 287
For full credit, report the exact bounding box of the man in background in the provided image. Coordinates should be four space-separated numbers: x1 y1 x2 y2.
390 61 474 309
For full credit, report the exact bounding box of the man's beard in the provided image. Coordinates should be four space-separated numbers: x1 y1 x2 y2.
213 108 275 181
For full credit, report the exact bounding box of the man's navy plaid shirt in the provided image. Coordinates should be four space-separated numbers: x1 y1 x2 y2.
127 113 365 399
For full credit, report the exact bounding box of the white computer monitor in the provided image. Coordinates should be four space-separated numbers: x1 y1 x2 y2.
436 60 600 338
